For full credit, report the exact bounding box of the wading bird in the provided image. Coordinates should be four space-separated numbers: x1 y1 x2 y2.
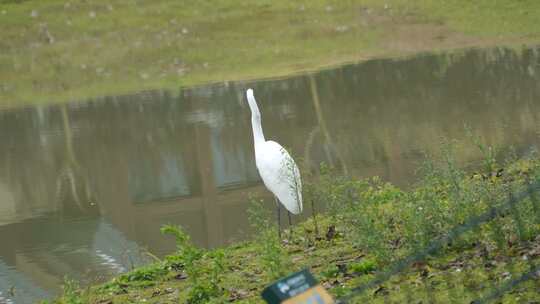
246 89 302 237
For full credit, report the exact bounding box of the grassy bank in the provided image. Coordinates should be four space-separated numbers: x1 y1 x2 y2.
47 139 540 303
1 0 540 107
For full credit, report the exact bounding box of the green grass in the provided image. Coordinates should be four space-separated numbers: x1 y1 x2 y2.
395 0 540 36
49 139 540 303
1 0 540 108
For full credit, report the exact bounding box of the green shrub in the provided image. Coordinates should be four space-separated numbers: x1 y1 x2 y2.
349 259 377 275
59 277 85 304
320 264 340 279
306 134 540 269
247 197 292 280
161 225 225 303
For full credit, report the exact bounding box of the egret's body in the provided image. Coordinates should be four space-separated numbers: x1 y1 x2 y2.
246 89 303 218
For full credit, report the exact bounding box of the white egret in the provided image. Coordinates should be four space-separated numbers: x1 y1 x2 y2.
246 89 302 237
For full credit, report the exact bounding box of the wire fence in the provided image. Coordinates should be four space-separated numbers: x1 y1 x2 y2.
337 180 540 303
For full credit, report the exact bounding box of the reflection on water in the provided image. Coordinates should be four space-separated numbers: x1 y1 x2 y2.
1 46 540 302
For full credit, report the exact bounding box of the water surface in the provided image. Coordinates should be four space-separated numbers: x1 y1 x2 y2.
1 46 540 302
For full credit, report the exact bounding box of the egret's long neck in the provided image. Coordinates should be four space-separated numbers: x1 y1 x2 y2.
247 92 265 147
251 113 265 146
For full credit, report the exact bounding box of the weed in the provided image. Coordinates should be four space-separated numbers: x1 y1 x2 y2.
186 249 226 304
59 277 85 304
308 167 403 263
306 132 540 273
349 259 377 275
161 224 226 303
247 196 274 233
465 125 498 173
120 265 167 285
320 264 340 279
161 224 203 273
247 197 292 280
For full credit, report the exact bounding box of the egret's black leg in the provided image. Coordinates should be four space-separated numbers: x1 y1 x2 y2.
288 211 292 226
288 211 293 239
274 197 281 239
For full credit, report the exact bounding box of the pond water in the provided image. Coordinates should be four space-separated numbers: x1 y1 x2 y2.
1 45 540 302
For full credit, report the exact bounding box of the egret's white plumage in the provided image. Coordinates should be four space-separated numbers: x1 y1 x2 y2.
246 89 302 214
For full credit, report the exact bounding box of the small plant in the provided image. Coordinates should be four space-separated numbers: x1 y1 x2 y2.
248 197 292 280
187 249 226 304
261 229 291 280
314 169 403 263
161 224 225 303
320 264 340 279
465 125 498 174
121 265 167 284
349 259 377 275
161 224 203 273
247 196 274 232
59 277 84 304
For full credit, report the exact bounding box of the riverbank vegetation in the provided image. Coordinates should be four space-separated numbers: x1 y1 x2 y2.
46 137 540 303
2 0 540 107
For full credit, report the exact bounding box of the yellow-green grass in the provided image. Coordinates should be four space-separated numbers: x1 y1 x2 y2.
1 0 540 108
